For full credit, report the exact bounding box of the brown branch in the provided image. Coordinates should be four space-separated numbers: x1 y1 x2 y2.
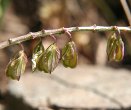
0 26 131 49
120 0 131 26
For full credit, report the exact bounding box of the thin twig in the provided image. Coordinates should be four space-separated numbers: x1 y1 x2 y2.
120 0 131 26
0 26 131 49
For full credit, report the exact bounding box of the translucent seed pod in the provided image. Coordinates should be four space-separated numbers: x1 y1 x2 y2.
62 41 78 68
6 50 27 81
106 32 124 62
37 43 60 73
32 40 44 72
114 38 124 61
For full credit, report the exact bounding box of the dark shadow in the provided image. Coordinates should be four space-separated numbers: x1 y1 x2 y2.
3 92 38 110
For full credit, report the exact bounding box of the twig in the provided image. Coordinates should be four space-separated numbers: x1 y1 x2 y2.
0 26 131 49
120 0 131 26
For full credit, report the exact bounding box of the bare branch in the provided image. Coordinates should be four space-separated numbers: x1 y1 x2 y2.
0 26 131 49
120 0 131 26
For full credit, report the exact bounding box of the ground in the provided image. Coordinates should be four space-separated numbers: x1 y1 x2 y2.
5 65 131 110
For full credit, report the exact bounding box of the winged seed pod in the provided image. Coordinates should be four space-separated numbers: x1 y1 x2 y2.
37 43 60 73
106 32 117 61
6 50 27 81
62 41 78 68
32 40 44 72
106 32 124 62
114 38 124 61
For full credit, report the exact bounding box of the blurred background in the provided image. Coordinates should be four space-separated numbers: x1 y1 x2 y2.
0 0 131 110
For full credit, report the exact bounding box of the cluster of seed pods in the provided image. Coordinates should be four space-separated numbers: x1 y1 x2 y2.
5 28 124 81
5 31 78 80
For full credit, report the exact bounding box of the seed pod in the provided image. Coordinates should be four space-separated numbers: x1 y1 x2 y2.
114 38 124 61
32 40 44 72
6 50 27 81
106 33 117 61
37 43 60 73
106 32 124 62
62 41 78 68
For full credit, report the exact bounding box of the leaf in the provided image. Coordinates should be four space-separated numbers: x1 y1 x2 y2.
37 43 60 73
32 40 44 72
5 50 27 81
62 41 78 68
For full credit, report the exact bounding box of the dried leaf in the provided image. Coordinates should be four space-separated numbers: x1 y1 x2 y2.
32 40 44 72
62 41 78 68
6 50 27 81
37 43 60 73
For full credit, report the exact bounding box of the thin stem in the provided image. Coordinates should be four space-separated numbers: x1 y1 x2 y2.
0 26 131 49
19 43 24 50
120 0 131 26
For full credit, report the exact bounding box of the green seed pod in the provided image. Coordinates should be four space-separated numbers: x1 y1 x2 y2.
6 50 27 81
37 43 60 73
114 38 124 61
106 33 117 61
32 40 44 72
106 32 124 62
62 41 78 68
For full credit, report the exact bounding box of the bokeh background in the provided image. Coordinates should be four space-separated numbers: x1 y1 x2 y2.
0 0 131 110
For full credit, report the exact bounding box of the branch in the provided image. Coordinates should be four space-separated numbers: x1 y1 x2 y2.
120 0 131 26
0 26 131 49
